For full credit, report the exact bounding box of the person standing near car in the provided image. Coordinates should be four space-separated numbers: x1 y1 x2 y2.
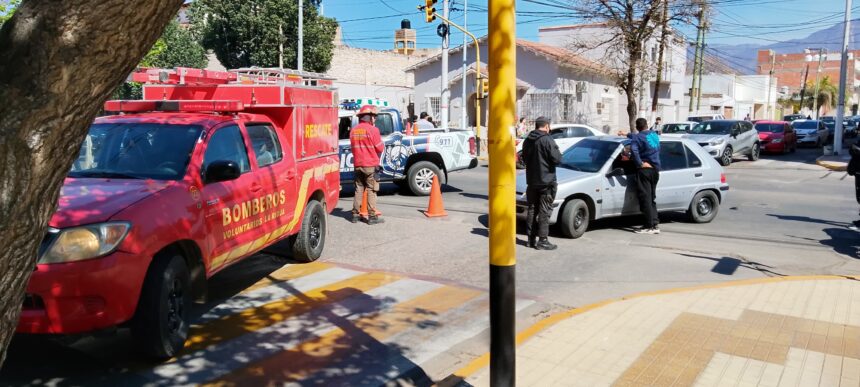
350 105 386 225
522 116 563 250
628 117 662 234
848 139 860 230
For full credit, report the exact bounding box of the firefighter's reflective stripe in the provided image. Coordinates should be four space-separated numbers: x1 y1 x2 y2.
210 161 339 270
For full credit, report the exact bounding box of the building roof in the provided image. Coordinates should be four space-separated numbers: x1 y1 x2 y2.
537 22 611 32
449 64 531 89
404 36 611 76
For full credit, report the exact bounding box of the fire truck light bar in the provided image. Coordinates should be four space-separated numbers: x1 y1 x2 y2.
104 100 245 113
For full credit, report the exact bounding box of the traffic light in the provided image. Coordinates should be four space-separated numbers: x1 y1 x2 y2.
478 77 489 99
424 0 437 23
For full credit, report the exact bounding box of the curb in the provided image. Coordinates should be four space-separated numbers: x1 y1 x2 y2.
816 157 848 172
443 274 859 383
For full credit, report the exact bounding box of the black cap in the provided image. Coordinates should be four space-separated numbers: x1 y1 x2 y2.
535 116 551 129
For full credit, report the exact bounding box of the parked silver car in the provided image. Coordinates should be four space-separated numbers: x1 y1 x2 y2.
791 119 829 147
687 120 760 166
515 137 729 239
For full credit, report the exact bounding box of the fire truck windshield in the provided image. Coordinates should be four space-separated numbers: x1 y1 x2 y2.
69 123 203 180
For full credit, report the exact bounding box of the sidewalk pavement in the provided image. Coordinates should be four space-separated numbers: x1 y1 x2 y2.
450 276 860 387
817 154 850 172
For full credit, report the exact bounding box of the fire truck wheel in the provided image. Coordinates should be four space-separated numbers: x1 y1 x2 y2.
407 161 442 196
292 200 326 262
132 252 191 360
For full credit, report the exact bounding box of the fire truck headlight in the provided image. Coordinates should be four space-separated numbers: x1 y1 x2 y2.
40 222 131 264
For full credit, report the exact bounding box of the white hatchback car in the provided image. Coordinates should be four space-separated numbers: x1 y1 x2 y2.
516 136 729 238
659 121 698 138
515 124 605 169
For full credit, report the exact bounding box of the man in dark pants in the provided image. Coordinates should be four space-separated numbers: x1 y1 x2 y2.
848 140 860 230
522 117 562 250
628 117 662 234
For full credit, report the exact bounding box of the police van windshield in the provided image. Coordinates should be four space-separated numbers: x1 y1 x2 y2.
69 123 203 180
559 139 619 173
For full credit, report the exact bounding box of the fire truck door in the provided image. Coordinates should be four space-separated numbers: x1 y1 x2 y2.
244 123 297 235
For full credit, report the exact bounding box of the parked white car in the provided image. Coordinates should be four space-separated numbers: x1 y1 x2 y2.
686 120 760 166
688 114 726 122
515 124 605 169
791 119 829 147
515 136 729 238
659 121 698 138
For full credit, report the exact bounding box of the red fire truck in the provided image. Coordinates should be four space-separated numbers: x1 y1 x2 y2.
17 67 340 358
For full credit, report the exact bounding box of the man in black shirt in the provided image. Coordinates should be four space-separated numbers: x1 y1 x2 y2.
522 117 563 250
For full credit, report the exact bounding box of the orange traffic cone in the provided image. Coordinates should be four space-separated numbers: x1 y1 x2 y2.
423 175 448 218
359 190 382 217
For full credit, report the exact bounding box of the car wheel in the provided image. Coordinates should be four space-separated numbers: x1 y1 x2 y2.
687 190 720 224
407 161 442 196
560 199 589 239
292 199 327 262
132 252 192 359
748 143 760 161
719 147 733 166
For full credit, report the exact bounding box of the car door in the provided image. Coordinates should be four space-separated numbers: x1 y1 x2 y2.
199 124 259 271
784 123 796 148
743 121 757 151
600 144 636 217
655 141 693 210
819 121 829 142
245 122 297 236
729 122 745 154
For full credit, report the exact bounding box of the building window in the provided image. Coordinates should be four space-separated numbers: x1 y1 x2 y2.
427 96 441 120
561 94 574 121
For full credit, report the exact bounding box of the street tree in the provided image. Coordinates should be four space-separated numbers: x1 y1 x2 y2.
565 0 697 131
0 0 20 25
0 0 183 366
191 0 337 73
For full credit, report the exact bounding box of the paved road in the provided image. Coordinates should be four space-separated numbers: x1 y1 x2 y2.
2 147 857 386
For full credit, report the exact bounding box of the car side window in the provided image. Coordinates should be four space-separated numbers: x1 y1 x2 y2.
570 127 594 137
659 141 687 171
684 145 702 168
202 125 251 175
338 117 353 140
550 128 567 139
246 123 283 167
376 113 395 136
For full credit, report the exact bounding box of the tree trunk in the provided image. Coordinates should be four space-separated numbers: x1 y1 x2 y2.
0 0 182 367
650 0 670 122
625 49 642 132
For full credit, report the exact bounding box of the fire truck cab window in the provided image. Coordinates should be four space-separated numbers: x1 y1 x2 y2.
203 125 251 175
246 123 283 167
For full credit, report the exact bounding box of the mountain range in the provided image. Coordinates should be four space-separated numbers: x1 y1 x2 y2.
710 19 860 75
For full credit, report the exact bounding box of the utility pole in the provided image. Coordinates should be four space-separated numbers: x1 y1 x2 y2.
689 4 704 113
765 50 775 120
461 0 468 130
298 0 304 72
488 0 516 384
799 63 810 114
813 48 826 120
696 12 707 112
279 23 284 70
440 0 450 128
650 0 669 123
835 0 852 155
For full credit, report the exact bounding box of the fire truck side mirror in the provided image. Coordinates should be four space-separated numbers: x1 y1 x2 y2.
204 160 241 184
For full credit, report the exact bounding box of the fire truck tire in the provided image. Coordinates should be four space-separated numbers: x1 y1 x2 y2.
132 252 192 360
407 161 442 196
292 200 326 262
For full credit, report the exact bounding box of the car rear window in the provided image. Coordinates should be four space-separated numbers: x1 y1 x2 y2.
755 123 784 133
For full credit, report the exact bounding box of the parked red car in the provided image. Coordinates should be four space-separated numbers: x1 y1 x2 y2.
755 120 797 154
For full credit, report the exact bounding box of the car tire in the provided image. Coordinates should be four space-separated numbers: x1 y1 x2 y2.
719 146 733 166
292 199 327 263
687 190 720 224
560 199 589 239
132 252 192 360
407 161 442 196
748 143 760 161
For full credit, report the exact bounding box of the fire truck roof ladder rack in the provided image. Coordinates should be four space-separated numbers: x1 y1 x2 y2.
231 67 334 87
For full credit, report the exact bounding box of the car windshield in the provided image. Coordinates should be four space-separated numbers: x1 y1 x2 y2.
559 139 619 173
662 123 690 134
822 121 836 129
755 123 784 133
69 123 203 180
793 121 818 129
691 121 732 135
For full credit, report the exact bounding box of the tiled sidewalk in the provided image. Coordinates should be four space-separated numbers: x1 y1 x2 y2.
460 276 860 387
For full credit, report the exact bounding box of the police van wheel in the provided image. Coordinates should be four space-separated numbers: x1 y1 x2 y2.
292 200 326 262
560 199 589 239
407 161 442 196
132 252 191 360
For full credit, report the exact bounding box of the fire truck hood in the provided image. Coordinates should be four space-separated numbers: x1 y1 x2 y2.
50 178 171 228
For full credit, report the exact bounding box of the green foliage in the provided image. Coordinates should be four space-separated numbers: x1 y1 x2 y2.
190 0 337 73
803 76 839 113
0 0 21 25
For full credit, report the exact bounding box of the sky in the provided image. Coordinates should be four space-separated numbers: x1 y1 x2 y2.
321 0 856 51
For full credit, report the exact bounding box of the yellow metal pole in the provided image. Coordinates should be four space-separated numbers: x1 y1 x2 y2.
488 0 516 385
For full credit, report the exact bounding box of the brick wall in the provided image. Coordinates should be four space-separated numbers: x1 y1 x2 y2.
326 46 438 88
756 49 858 93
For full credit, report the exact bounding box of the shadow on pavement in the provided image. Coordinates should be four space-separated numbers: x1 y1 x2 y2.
676 253 785 277
766 213 849 228
765 214 860 258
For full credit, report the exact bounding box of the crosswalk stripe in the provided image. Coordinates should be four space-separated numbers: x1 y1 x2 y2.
198 267 361 322
131 278 439 386
201 285 483 385
240 262 333 294
183 271 401 353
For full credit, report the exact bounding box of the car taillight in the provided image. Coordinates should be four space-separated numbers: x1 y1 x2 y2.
469 137 477 156
721 173 726 184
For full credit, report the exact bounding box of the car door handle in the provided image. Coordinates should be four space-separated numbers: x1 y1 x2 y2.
694 173 703 177
286 172 296 180
250 183 263 192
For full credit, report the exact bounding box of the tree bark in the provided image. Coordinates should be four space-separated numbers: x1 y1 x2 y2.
650 0 669 122
0 0 183 366
625 48 642 132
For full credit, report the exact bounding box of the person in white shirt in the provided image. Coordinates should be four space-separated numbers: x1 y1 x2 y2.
415 111 436 131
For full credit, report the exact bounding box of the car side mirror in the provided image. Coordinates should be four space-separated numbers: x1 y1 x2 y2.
606 168 625 178
205 160 241 183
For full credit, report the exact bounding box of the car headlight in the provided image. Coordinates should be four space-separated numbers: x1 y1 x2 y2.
709 138 725 146
772 138 783 143
40 222 131 264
